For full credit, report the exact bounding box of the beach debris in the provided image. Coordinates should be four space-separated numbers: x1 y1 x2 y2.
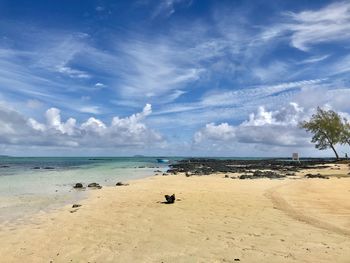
305 173 329 179
164 194 176 204
116 182 129 186
234 259 240 261
88 182 102 189
72 204 81 208
73 183 83 188
224 174 229 178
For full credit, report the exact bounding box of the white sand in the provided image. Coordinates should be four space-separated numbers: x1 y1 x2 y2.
0 164 350 262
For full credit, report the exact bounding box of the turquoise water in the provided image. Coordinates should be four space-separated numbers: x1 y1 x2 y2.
0 157 180 223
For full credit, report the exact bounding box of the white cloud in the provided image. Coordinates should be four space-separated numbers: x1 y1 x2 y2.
298 54 330 64
1 103 163 149
81 117 107 135
112 38 205 103
152 0 192 18
95 82 106 88
242 102 304 127
194 102 310 147
78 106 101 114
194 123 235 143
264 2 350 51
56 65 90 79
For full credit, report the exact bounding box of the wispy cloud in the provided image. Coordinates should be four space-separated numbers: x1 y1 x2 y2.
297 54 330 64
152 0 193 18
262 2 350 51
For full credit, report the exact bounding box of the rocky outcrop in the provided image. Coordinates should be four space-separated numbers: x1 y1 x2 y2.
167 158 335 176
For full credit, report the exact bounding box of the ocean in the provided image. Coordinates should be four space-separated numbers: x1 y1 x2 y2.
0 157 179 223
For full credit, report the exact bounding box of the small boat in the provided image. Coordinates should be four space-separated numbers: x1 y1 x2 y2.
157 158 169 163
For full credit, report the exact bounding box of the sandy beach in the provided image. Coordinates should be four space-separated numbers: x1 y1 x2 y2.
1 163 350 263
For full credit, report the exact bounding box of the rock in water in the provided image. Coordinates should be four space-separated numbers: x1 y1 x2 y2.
73 183 83 188
88 183 102 189
116 182 129 186
72 204 81 208
164 194 176 204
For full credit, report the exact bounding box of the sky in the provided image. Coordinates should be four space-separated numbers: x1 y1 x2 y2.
0 0 350 157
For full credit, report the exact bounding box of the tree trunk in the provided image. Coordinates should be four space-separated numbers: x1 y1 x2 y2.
321 131 339 160
329 143 339 160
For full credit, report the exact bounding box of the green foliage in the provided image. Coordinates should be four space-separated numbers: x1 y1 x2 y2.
299 107 343 159
341 119 350 146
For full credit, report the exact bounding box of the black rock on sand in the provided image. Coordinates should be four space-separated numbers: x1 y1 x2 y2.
88 183 102 189
164 194 176 204
73 183 83 188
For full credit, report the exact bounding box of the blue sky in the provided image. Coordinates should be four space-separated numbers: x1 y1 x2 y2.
0 0 350 156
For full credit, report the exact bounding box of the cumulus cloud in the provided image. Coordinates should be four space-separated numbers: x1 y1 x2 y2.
0 103 163 149
194 123 235 143
194 103 311 147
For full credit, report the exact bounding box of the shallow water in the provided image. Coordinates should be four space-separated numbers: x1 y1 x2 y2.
0 157 176 223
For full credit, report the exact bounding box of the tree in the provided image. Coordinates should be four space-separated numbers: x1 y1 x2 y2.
299 107 343 159
340 119 350 147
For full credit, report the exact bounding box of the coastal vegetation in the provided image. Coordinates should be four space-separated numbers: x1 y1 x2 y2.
300 107 350 159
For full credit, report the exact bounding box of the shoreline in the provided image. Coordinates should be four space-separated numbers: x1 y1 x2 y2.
0 162 349 262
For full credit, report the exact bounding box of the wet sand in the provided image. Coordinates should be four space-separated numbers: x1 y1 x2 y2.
0 163 349 262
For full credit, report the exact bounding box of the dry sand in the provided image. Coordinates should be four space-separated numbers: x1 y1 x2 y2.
0 164 350 262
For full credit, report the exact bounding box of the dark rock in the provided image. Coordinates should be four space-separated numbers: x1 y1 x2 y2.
305 173 329 179
164 194 176 204
72 204 81 208
0 165 10 168
88 183 102 188
239 170 285 179
168 158 336 176
239 174 254 179
43 167 55 169
116 182 129 186
162 173 168 176
224 174 229 178
73 183 83 188
33 166 41 169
